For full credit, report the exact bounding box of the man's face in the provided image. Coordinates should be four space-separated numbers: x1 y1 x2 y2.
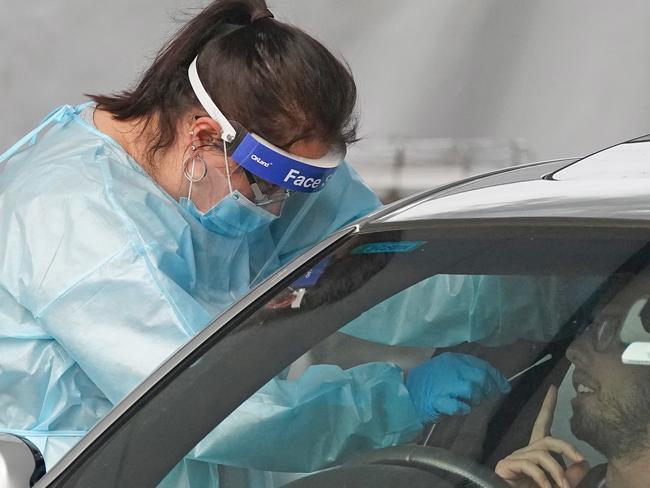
565 298 650 460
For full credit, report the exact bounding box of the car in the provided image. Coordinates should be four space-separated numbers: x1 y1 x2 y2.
4 134 650 488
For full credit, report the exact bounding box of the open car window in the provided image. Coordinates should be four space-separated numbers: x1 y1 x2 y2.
46 220 650 488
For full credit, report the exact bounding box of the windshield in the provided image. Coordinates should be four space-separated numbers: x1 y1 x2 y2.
48 220 650 488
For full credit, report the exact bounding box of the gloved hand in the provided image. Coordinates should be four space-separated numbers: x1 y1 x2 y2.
405 352 511 423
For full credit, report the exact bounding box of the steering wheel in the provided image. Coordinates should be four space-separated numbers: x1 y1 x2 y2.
282 445 510 488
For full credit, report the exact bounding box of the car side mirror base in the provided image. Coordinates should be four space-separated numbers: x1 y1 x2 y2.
0 433 46 488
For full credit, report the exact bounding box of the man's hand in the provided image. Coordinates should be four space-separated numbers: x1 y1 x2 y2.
495 385 590 488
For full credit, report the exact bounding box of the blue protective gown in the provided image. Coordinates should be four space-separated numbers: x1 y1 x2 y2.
0 104 595 487
0 104 425 478
341 274 598 347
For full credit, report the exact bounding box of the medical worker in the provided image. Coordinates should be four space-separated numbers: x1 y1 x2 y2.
0 0 513 485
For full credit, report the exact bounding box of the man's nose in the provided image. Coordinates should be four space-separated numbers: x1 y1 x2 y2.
566 342 579 364
566 331 590 366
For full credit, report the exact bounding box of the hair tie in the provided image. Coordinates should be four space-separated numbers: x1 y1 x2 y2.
251 8 274 23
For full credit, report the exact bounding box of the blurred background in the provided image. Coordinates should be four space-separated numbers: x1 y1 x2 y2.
3 0 650 202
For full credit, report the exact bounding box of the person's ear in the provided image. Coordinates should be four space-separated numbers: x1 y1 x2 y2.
185 116 222 147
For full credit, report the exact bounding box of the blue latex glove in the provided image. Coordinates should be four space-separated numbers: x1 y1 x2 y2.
405 352 511 423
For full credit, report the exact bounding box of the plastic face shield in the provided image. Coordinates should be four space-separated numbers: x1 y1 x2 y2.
242 165 291 208
187 57 345 203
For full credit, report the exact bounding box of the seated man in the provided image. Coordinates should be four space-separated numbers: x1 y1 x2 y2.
495 279 650 488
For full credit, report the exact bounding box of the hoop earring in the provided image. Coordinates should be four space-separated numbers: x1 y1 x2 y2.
183 153 208 182
183 152 208 202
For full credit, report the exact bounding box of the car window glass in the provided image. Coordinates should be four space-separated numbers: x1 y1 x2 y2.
45 222 650 488
150 224 650 488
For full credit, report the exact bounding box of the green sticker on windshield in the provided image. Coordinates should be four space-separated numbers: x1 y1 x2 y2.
352 241 425 255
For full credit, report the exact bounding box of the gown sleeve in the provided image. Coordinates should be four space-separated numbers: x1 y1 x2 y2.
36 254 421 472
340 274 597 347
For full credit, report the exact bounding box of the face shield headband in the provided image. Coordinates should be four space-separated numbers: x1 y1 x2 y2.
188 57 345 194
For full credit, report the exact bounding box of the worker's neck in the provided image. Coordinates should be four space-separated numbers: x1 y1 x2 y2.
93 108 185 199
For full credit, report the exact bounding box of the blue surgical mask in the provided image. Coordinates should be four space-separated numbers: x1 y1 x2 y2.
180 190 278 238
